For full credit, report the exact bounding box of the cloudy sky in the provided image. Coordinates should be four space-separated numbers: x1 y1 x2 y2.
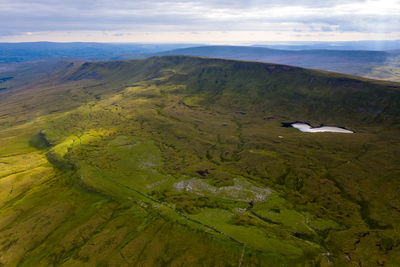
1 0 399 43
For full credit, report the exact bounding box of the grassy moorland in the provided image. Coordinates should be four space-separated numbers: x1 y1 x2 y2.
0 56 400 266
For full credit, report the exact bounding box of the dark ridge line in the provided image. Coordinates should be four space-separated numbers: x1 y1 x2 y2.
247 202 281 225
249 210 281 225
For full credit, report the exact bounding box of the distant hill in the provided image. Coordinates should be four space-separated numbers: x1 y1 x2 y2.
158 46 389 64
0 42 198 63
252 40 400 51
156 46 400 82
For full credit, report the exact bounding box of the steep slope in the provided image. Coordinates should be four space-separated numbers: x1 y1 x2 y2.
68 56 400 126
0 56 400 266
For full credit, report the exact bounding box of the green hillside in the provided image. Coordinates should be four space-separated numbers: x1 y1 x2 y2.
0 56 400 266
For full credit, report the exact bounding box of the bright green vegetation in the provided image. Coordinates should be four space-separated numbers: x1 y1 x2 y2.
0 56 400 266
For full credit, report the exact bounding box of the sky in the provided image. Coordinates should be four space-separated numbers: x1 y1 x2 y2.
1 0 400 43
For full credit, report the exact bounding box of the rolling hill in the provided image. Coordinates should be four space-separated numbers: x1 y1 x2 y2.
0 56 400 266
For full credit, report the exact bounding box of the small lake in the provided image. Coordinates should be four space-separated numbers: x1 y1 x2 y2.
283 122 354 133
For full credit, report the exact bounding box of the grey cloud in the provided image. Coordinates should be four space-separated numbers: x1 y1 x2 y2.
0 0 397 36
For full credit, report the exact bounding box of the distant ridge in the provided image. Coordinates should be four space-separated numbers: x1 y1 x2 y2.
155 45 400 81
1 42 400 81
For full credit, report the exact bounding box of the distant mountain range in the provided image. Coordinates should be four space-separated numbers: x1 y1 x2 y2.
252 40 400 51
0 42 199 63
155 46 400 82
1 42 400 82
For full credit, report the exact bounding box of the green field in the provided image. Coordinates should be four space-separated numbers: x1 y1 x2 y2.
0 56 400 266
